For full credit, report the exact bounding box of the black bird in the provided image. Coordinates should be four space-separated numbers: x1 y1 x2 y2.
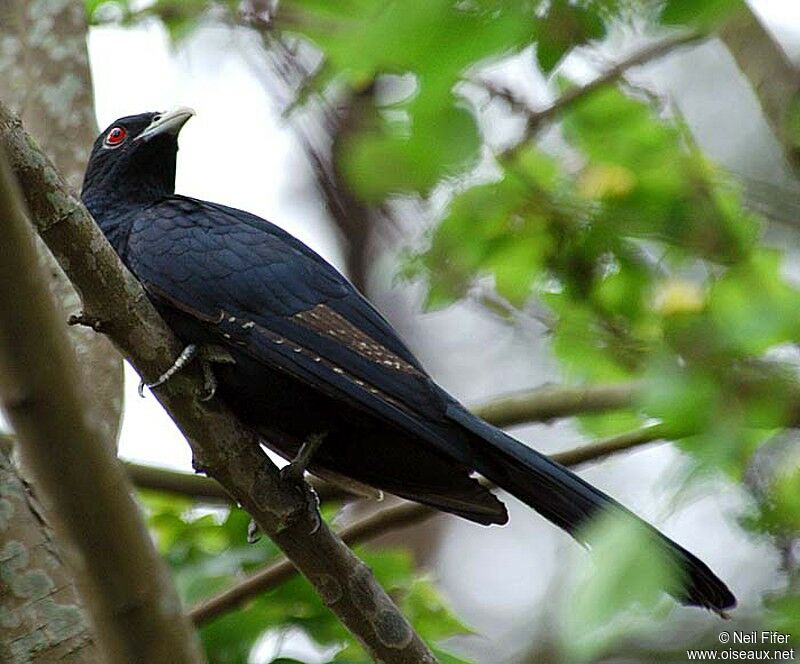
81 109 736 614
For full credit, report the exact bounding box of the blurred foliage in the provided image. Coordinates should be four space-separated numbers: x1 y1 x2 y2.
141 492 471 663
661 0 746 28
87 0 800 660
560 513 680 661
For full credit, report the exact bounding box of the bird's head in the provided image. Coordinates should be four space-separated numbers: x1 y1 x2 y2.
81 108 194 216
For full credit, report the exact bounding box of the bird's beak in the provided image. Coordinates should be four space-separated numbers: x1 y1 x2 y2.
136 107 195 142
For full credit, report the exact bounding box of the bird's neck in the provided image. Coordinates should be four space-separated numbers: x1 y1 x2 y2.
81 147 177 247
82 172 176 255
82 198 138 257
83 176 169 213
82 182 167 257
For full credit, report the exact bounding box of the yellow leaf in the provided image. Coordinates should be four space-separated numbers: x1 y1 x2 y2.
578 163 636 198
654 279 706 315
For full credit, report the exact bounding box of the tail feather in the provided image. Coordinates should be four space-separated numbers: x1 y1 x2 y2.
446 404 736 614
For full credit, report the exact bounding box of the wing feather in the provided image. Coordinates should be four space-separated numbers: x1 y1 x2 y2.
128 195 470 463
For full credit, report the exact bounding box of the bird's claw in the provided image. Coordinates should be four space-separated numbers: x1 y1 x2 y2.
199 362 218 402
281 433 327 484
247 518 261 544
197 345 236 401
138 344 199 398
137 344 235 399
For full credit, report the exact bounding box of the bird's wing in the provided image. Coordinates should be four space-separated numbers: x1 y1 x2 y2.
126 196 469 461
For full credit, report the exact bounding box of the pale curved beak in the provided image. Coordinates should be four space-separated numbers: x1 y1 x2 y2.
137 107 195 142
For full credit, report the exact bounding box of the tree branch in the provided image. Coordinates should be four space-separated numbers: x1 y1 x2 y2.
0 441 103 663
190 423 667 625
124 381 644 503
471 362 800 432
549 423 666 466
478 29 705 162
0 145 203 662
125 461 353 504
0 103 438 664
718 7 800 169
530 30 705 128
471 381 642 427
126 461 232 502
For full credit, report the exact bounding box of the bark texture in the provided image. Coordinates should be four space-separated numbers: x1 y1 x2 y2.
0 0 123 445
0 143 204 664
0 4 126 661
0 441 101 664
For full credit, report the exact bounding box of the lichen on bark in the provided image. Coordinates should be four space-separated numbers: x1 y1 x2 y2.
0 446 99 663
0 0 123 445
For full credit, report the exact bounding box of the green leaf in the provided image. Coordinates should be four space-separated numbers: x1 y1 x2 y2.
142 493 472 664
661 0 746 29
561 83 759 261
151 0 209 42
200 607 277 664
708 250 800 355
340 101 481 199
641 359 719 437
548 296 640 382
765 592 800 641
84 0 131 23
536 0 607 73
281 0 537 197
560 512 680 661
750 458 800 536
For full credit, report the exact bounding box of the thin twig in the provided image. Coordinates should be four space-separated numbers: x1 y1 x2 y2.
125 381 645 503
190 423 668 624
472 381 643 428
484 30 705 161
534 31 704 125
125 461 353 503
550 423 666 466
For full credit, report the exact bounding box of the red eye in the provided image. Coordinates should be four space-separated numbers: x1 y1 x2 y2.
104 126 127 147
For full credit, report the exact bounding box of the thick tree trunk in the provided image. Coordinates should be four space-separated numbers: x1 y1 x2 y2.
0 0 124 445
0 438 101 663
0 145 205 664
0 3 124 660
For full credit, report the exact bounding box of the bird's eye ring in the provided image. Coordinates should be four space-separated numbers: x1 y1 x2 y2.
104 126 127 148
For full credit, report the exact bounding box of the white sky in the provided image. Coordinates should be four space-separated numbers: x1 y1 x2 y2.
750 0 800 61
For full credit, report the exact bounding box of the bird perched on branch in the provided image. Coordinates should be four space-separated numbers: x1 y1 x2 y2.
81 109 736 615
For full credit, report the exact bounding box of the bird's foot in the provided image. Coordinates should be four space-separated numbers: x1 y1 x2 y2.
279 433 326 535
139 344 198 397
138 344 235 399
280 433 327 484
197 345 236 401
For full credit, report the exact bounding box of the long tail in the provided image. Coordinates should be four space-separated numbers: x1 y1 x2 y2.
446 404 736 614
